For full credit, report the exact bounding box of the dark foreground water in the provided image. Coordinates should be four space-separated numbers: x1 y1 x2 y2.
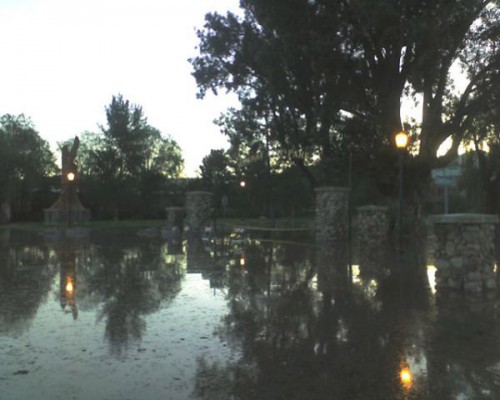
1 227 500 400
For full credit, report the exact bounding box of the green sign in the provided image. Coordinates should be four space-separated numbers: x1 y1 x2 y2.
431 165 461 187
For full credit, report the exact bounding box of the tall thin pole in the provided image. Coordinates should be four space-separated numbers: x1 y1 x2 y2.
348 150 353 279
398 151 404 252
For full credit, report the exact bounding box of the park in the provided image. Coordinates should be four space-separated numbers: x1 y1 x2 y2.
1 1 500 399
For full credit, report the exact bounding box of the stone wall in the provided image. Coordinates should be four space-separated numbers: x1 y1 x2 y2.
185 191 212 234
315 187 350 244
426 214 499 295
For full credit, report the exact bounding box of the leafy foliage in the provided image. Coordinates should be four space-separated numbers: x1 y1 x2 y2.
76 95 184 219
0 114 57 219
191 0 500 188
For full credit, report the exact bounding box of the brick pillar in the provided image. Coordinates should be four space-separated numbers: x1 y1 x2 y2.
315 187 350 244
185 191 212 234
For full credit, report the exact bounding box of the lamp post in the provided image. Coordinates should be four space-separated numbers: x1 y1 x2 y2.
395 131 409 251
67 171 75 226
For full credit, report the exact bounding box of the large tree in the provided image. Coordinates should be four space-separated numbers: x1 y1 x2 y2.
191 0 500 184
92 94 184 179
0 114 56 221
76 95 184 218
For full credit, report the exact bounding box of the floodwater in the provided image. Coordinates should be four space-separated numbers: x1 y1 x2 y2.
0 227 500 400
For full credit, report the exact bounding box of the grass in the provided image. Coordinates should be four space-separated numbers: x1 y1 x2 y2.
0 219 167 232
0 216 315 233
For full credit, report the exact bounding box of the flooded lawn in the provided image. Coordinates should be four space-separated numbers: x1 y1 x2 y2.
1 227 500 399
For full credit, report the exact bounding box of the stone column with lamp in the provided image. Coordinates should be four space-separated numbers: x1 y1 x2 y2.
44 136 91 224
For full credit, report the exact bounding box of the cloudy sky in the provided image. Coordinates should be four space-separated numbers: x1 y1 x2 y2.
0 0 240 176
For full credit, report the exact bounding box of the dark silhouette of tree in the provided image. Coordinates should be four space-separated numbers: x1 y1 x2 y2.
0 114 57 222
191 0 500 187
73 95 184 218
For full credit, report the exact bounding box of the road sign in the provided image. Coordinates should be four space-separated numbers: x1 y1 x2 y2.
431 165 462 213
431 165 462 187
431 165 462 179
432 175 459 187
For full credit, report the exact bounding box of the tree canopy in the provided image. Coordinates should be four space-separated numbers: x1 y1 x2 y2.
80 94 184 179
75 95 184 219
0 114 56 203
191 0 500 185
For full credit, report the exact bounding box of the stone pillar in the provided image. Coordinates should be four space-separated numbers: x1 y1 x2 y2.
315 187 350 244
427 214 499 295
356 205 389 246
165 207 184 230
185 191 212 234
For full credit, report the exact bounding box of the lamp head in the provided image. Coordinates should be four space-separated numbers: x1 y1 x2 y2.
395 131 409 149
67 172 75 182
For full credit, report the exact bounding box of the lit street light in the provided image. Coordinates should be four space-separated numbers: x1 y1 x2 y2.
395 131 409 251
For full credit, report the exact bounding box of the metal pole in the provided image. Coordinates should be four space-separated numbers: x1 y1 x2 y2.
398 152 404 251
444 186 449 214
68 183 72 227
348 150 353 279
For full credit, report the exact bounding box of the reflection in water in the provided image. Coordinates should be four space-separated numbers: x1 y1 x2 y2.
87 234 185 356
41 230 186 356
427 265 437 295
57 245 79 320
400 366 413 389
0 230 55 335
194 234 500 400
2 228 500 399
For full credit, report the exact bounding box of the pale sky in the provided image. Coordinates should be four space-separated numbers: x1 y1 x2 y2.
0 0 240 177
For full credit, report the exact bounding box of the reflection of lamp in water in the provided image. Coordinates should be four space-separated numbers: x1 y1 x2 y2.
65 276 74 294
400 367 413 389
60 268 78 320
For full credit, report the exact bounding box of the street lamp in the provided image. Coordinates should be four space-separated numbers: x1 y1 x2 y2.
395 131 409 251
240 180 246 188
67 171 75 226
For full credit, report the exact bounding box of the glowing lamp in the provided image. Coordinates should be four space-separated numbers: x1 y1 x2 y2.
240 180 246 188
395 131 409 149
67 172 75 182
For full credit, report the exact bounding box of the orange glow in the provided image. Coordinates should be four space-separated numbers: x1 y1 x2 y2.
400 367 413 388
65 278 74 294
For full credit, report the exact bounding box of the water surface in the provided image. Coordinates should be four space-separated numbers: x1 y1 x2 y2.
0 228 499 399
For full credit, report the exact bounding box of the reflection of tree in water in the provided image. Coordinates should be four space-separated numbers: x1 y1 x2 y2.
81 232 185 356
0 231 55 336
194 240 443 400
425 297 500 399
